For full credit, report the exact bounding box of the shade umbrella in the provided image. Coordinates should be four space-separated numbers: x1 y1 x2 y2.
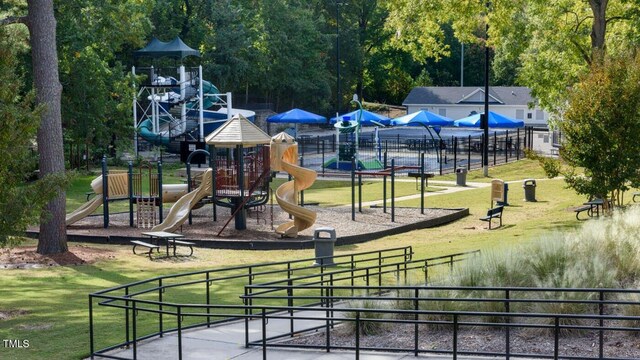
454 111 524 128
330 110 391 126
391 110 454 127
267 108 327 124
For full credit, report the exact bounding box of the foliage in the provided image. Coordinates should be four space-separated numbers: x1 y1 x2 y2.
0 29 66 248
344 299 389 335
558 52 640 201
55 0 153 166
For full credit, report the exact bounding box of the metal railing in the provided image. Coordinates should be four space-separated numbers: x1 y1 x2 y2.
243 285 640 360
89 246 414 358
88 248 483 359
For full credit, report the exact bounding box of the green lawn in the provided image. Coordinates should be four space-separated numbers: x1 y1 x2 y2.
0 159 617 360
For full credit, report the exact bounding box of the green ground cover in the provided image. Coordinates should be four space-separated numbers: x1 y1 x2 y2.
2 159 627 359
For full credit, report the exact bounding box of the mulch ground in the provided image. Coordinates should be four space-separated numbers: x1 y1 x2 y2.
0 244 116 269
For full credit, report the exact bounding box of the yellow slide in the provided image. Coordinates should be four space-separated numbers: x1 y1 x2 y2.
150 169 213 233
66 176 105 226
274 145 317 237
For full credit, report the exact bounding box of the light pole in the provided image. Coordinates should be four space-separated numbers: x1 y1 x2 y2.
482 1 491 177
336 1 345 117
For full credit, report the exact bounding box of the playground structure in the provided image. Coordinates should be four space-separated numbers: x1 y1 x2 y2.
271 132 317 237
324 99 386 171
66 158 188 228
150 169 213 233
132 37 255 154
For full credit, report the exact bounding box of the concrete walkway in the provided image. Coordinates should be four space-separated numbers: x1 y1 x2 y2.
103 308 510 360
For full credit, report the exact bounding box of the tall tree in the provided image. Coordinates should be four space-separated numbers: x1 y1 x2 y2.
544 53 640 204
0 28 64 248
384 0 640 112
1 0 68 254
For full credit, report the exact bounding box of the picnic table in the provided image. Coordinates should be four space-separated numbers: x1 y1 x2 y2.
136 231 194 258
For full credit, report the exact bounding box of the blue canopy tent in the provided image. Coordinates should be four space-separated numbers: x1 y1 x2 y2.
391 110 455 164
330 110 391 127
391 110 454 127
454 111 524 128
267 108 327 138
267 108 327 124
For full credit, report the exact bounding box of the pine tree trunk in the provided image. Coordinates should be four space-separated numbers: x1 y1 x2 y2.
28 0 68 254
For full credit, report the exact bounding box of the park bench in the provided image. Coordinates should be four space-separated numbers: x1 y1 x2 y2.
131 240 160 259
480 206 504 230
574 205 593 220
407 172 435 190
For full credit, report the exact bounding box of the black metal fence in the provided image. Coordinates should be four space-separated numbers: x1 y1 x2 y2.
88 246 640 360
297 126 539 176
243 285 640 360
88 248 479 359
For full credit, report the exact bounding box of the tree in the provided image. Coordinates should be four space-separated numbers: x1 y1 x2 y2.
0 28 65 248
1 0 68 254
384 0 640 112
252 0 332 112
554 53 640 204
56 0 152 166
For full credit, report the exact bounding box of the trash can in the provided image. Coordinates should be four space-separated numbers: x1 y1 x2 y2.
456 168 467 186
312 227 337 266
523 179 537 202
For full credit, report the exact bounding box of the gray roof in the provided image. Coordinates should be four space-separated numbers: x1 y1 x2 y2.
403 87 535 106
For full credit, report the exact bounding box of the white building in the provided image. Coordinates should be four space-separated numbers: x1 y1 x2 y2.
402 86 550 127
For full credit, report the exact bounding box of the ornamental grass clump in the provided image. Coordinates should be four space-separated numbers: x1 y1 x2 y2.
417 207 640 332
343 299 390 336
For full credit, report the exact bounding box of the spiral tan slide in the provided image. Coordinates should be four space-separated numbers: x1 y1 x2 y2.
274 145 317 237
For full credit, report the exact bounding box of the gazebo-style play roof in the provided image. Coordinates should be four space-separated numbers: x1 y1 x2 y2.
205 114 271 147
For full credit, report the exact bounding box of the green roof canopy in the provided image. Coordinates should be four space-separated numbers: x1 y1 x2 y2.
134 37 200 60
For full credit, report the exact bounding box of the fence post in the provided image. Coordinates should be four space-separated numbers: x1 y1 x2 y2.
317 135 320 154
322 140 325 176
453 137 457 171
262 308 267 359
493 131 497 166
355 311 361 360
420 153 425 214
599 291 604 359
516 129 520 160
439 140 443 175
125 287 130 346
505 289 510 359
300 155 304 206
132 301 137 360
414 288 419 356
177 306 182 360
467 135 471 170
351 158 356 221
89 296 94 358
505 130 509 163
159 278 164 335
383 152 388 213
391 159 395 222
358 172 362 213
